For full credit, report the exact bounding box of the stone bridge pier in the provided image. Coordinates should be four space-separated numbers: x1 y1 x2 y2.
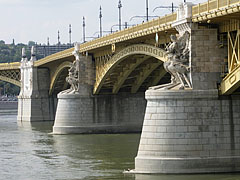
52 45 146 134
132 2 240 174
17 48 54 122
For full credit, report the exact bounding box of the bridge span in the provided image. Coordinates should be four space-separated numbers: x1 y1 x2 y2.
0 0 240 174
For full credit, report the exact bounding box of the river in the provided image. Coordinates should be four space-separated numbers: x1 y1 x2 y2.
1 110 240 180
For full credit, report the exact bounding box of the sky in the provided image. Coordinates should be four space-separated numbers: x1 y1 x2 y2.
0 0 206 45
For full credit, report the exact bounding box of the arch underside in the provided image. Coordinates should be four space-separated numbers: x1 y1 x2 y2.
49 61 72 95
94 44 170 94
96 54 170 94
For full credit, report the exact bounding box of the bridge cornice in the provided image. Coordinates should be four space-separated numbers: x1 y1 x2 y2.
34 48 74 67
0 62 20 70
192 0 240 23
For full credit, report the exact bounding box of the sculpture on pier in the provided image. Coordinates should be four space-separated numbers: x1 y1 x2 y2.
150 31 192 90
60 44 80 94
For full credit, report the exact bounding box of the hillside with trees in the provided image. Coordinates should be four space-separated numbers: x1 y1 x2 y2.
0 40 43 63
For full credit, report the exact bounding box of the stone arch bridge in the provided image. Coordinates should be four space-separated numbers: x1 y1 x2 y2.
1 0 240 174
0 0 239 124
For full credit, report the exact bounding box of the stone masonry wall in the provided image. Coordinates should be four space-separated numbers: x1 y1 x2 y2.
93 93 146 131
53 92 146 134
135 90 240 173
191 28 227 90
78 55 95 95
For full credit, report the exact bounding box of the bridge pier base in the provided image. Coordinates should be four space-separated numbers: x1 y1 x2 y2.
52 92 146 134
52 92 94 134
17 96 54 122
133 89 240 174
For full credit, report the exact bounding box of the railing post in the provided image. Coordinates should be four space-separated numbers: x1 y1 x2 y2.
217 0 219 9
238 29 240 65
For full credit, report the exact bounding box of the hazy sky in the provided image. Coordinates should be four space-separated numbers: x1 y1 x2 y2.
0 0 206 45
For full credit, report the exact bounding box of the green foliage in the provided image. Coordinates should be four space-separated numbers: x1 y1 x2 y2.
0 81 20 96
0 41 31 63
28 41 36 47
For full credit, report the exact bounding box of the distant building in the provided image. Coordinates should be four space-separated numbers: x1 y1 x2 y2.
35 44 74 58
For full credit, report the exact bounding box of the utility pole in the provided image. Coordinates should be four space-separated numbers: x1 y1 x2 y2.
146 0 149 21
118 0 122 31
99 6 103 37
69 24 72 45
83 16 86 43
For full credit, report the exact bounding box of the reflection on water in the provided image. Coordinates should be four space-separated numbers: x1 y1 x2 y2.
1 110 240 180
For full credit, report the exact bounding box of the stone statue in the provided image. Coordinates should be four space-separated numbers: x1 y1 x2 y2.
60 43 80 94
150 31 192 90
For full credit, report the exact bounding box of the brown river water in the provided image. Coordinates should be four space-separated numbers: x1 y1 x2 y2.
0 110 240 180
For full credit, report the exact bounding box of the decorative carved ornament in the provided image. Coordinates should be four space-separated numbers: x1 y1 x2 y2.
150 31 192 90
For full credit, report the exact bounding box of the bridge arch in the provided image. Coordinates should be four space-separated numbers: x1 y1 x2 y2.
0 75 20 87
0 69 21 87
49 61 72 95
94 44 168 94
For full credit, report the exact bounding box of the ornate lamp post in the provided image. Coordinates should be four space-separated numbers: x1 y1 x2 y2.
146 0 149 21
118 0 122 31
83 16 86 43
99 6 103 37
69 24 72 45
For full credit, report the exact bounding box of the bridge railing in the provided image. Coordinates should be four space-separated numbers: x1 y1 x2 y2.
80 13 177 53
192 0 240 16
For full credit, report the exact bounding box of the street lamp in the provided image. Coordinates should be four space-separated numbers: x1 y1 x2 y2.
57 30 60 52
69 24 72 45
130 15 158 22
118 0 122 31
111 23 136 33
83 16 86 43
146 0 149 21
93 31 113 37
153 3 178 14
57 30 60 45
99 6 103 37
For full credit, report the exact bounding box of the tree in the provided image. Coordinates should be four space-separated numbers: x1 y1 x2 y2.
28 41 35 47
